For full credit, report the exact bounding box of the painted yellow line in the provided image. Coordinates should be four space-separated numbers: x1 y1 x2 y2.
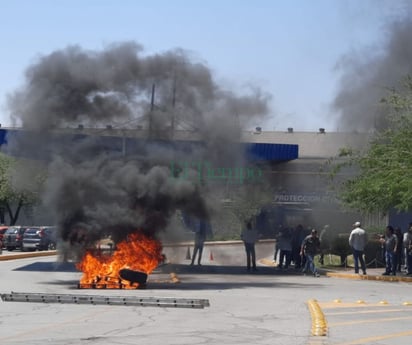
333 329 412 345
319 302 391 309
307 299 328 337
0 251 57 261
328 315 412 327
326 308 408 316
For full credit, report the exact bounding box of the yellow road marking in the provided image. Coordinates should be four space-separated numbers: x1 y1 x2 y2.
326 308 407 316
329 315 412 327
316 300 412 344
319 302 391 309
333 329 412 345
307 299 328 336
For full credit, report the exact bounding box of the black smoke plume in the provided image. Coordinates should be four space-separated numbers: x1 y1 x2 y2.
6 42 271 256
333 5 412 131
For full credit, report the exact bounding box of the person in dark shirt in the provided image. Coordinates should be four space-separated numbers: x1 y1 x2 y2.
190 220 207 266
394 227 403 272
380 225 398 276
291 224 305 269
300 229 321 277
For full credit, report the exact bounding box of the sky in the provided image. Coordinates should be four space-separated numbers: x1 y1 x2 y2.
0 0 409 132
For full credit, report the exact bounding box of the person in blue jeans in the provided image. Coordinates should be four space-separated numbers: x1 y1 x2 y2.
300 229 321 277
380 225 398 276
348 221 368 275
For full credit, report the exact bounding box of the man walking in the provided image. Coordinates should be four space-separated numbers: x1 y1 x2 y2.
349 221 368 275
300 229 321 277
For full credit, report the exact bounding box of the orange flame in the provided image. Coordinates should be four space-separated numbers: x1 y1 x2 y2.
76 232 162 288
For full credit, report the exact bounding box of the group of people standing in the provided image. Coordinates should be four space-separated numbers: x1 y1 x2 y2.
348 221 412 276
189 215 412 277
272 225 321 277
378 224 412 276
245 219 412 277
241 221 321 277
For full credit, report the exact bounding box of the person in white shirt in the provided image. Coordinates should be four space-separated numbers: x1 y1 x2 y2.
241 220 259 271
349 221 368 275
403 224 412 275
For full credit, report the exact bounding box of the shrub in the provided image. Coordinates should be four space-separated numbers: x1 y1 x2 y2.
329 234 351 265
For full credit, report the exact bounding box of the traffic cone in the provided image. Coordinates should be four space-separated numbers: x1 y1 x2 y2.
209 250 214 261
186 246 191 260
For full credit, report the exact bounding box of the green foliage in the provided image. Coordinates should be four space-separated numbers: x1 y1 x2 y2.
210 208 243 241
222 182 273 224
331 76 412 214
0 153 44 225
330 235 351 258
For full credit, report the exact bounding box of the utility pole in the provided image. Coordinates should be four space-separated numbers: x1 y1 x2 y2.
170 73 177 139
149 83 155 138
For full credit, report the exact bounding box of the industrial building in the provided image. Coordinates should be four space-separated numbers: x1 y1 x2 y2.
0 126 405 233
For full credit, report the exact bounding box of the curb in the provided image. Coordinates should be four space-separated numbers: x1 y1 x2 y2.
326 271 412 282
0 251 57 261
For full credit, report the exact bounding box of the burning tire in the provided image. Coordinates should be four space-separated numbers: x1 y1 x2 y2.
119 269 148 287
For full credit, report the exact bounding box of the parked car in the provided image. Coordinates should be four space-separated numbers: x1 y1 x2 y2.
0 226 9 248
22 226 57 251
3 226 27 251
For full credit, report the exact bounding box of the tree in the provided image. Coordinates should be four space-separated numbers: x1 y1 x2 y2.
334 76 412 214
0 153 44 225
219 179 273 235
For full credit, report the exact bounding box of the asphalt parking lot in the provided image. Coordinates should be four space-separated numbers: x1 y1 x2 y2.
1 243 412 345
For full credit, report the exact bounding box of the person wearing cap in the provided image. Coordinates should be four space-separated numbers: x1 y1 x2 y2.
349 221 368 275
300 229 321 277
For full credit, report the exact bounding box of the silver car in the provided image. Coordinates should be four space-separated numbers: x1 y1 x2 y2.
3 226 27 251
22 226 57 251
